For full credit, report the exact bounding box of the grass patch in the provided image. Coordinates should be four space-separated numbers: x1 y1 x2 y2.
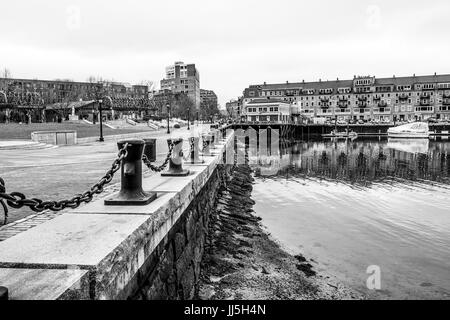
0 122 156 140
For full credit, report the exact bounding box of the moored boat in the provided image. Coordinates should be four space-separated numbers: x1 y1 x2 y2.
387 122 430 139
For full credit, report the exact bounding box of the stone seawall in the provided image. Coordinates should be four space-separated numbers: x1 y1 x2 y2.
132 165 231 300
0 130 234 300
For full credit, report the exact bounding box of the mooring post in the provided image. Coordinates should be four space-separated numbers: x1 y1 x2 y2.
161 138 190 176
104 139 157 205
188 137 204 164
143 138 156 162
0 286 8 300
214 129 221 143
201 134 212 156
210 132 217 149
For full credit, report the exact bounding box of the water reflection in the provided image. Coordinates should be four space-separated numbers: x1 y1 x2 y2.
250 138 450 187
249 137 450 299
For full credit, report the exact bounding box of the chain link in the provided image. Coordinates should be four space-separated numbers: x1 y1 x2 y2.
142 142 174 172
201 139 209 152
0 178 7 225
0 143 129 223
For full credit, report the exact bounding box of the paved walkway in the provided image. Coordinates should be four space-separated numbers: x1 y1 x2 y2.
0 124 211 225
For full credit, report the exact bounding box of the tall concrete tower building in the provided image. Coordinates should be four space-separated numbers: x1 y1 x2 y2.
160 61 200 109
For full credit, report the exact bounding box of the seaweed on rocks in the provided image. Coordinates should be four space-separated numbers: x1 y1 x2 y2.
197 164 366 300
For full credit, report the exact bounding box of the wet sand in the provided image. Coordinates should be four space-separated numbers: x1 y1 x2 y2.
197 165 365 300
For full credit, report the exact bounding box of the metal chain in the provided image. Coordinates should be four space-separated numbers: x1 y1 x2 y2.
201 139 209 152
142 142 174 172
0 178 8 225
0 143 129 222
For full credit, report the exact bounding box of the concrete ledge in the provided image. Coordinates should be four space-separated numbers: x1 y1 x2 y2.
31 130 77 145
0 268 89 300
0 130 234 299
77 131 162 144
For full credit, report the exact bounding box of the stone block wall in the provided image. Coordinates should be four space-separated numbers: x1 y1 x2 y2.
131 165 231 300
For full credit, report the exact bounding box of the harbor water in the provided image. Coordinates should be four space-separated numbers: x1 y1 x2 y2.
249 136 450 299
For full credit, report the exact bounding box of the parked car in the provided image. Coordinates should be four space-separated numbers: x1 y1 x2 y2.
427 117 438 123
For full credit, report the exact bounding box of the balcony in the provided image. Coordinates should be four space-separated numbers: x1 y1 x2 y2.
357 95 368 101
334 108 351 114
443 99 450 106
420 92 431 98
357 101 368 108
319 96 330 103
355 107 371 114
415 106 434 113
398 93 409 100
443 91 450 99
319 102 331 108
372 95 381 101
373 107 391 114
338 101 349 108
316 109 333 115
378 101 387 107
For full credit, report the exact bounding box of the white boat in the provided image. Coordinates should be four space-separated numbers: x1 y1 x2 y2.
387 122 430 139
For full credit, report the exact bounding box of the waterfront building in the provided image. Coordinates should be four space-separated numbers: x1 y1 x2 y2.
160 61 200 109
245 98 292 123
242 74 450 122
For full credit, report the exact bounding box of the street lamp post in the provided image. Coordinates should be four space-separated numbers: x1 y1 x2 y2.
166 103 171 134
187 107 190 130
98 99 104 142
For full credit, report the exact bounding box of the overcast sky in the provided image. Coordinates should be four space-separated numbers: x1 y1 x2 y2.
1 0 450 107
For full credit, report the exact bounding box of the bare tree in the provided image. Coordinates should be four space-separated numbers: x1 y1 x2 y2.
139 80 155 92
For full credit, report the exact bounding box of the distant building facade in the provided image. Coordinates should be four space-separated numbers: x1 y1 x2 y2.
225 97 243 119
150 89 175 117
0 77 150 122
0 78 148 105
160 61 200 109
242 74 450 122
200 89 218 109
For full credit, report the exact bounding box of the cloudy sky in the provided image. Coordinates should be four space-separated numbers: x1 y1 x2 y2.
1 0 450 107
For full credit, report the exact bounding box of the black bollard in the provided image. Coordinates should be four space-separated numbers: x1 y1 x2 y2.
188 137 204 164
210 132 218 149
104 139 157 205
143 138 156 162
201 134 212 156
0 286 8 300
161 138 190 177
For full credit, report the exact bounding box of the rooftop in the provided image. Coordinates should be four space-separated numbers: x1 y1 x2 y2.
247 74 450 91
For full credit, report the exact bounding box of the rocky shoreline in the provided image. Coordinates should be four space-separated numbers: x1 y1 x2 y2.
197 164 365 300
